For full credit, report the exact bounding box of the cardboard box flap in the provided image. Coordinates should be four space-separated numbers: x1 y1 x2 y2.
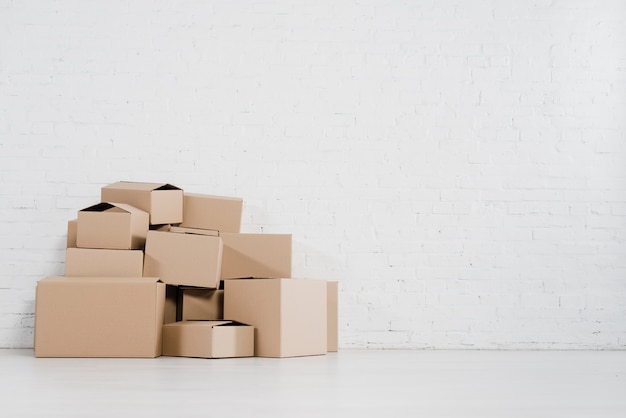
185 192 242 202
170 226 220 236
42 276 161 285
104 181 182 192
80 202 147 216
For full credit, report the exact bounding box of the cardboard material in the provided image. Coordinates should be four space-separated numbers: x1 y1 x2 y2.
220 233 292 280
76 202 149 250
327 281 339 352
34 276 165 358
164 285 179 324
181 287 224 320
67 219 77 248
224 278 327 358
101 181 183 225
170 226 219 236
180 193 243 233
64 248 144 277
144 230 223 288
162 320 254 359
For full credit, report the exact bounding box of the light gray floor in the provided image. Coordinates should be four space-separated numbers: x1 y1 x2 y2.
1 349 625 417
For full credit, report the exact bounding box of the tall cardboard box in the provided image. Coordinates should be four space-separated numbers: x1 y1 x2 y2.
220 233 292 280
76 202 149 250
64 248 144 277
224 278 327 358
143 230 223 288
101 181 183 225
34 276 165 358
327 281 339 352
180 287 224 320
162 321 254 359
180 193 243 233
67 219 77 248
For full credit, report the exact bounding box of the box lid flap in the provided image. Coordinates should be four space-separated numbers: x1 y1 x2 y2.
39 276 161 284
104 181 182 192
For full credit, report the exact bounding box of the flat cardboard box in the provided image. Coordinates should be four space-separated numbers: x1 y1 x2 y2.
64 248 144 277
170 226 219 236
327 281 339 352
76 202 149 250
180 193 243 233
34 276 165 358
162 320 254 359
101 181 183 225
224 278 327 358
67 219 77 248
220 233 292 280
181 287 224 320
144 230 223 288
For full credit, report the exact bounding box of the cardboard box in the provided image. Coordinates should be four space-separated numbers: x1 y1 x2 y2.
220 233 292 280
64 248 144 277
170 226 219 236
327 281 338 352
164 285 179 324
67 219 77 248
180 287 224 320
101 181 183 225
224 278 327 358
76 202 149 250
180 193 243 233
143 230 223 288
34 276 165 358
162 321 254 359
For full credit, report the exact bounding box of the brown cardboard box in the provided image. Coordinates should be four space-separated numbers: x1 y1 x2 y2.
180 193 243 233
170 226 219 236
164 285 179 324
327 281 339 352
64 248 143 277
224 278 327 358
220 233 292 280
162 320 254 359
34 276 165 358
101 181 183 225
67 219 77 248
143 230 223 288
180 287 224 320
76 202 149 250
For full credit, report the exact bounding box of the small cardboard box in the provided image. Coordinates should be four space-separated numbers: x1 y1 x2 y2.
327 281 338 352
224 278 327 358
76 202 149 250
67 219 77 248
144 230 223 288
162 320 254 359
220 233 292 280
180 287 224 320
180 193 243 233
64 248 143 277
101 181 183 225
34 276 165 358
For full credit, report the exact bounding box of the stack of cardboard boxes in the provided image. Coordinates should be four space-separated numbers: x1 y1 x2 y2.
35 181 338 359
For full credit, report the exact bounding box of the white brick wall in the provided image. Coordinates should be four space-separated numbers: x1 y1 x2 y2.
1 0 625 349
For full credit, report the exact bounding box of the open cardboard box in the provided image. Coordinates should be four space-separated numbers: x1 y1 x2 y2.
76 202 148 250
101 181 183 225
162 320 254 359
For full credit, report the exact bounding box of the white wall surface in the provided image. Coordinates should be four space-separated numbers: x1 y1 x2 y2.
1 0 625 349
